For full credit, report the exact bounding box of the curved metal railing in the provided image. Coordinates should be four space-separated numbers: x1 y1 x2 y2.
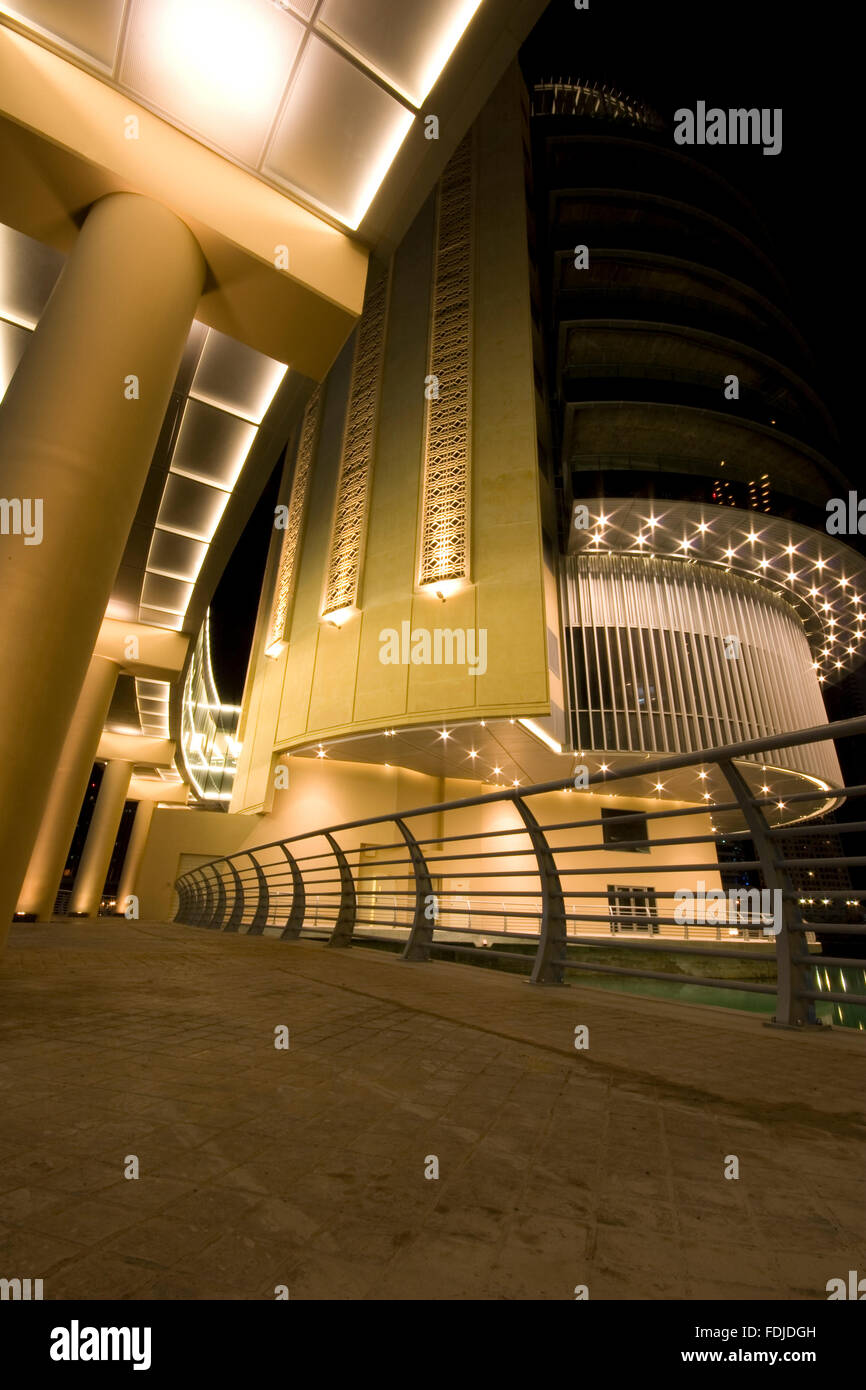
173 717 866 1029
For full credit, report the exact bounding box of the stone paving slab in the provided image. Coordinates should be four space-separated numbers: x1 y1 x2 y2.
0 919 863 1301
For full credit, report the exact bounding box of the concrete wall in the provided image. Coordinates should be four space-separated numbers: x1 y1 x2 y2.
136 808 259 922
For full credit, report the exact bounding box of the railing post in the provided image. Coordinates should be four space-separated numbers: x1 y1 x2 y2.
248 853 270 935
198 866 217 928
279 843 306 940
224 859 245 932
397 817 434 963
193 870 209 927
512 794 568 985
210 862 227 930
182 873 198 925
325 831 356 948
718 758 819 1028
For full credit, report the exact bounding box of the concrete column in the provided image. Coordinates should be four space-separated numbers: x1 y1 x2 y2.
115 799 155 919
68 760 133 917
16 654 120 920
0 192 205 945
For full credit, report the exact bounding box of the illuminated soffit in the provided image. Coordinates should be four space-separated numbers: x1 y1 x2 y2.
286 718 839 828
0 0 484 229
569 498 866 684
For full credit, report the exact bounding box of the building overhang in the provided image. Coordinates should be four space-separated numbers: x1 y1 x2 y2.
0 23 367 376
281 717 841 829
96 731 175 767
569 498 866 684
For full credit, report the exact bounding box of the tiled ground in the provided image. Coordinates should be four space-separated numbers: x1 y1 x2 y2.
0 919 863 1300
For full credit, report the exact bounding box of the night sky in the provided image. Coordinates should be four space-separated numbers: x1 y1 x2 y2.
520 0 856 447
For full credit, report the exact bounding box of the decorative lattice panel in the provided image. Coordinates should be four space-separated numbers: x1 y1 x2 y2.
418 133 474 588
321 269 390 616
267 386 322 649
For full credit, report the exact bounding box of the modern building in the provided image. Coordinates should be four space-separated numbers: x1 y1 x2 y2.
0 0 549 944
147 71 861 926
1 5 860 943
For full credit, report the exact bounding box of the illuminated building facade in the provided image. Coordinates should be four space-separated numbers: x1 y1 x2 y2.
0 0 541 937
1 4 859 936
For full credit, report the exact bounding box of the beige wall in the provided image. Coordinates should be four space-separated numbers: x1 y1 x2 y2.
136 808 260 923
137 752 722 928
232 66 550 816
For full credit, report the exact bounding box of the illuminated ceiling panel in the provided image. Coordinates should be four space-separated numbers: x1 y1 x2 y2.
120 0 305 168
170 399 258 492
0 0 486 229
138 605 184 632
136 680 170 701
145 530 209 584
0 224 64 328
156 473 231 544
191 328 288 424
264 36 414 228
318 0 483 106
0 0 124 67
140 572 194 617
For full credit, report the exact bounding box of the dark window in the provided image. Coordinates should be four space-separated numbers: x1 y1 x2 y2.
602 807 650 852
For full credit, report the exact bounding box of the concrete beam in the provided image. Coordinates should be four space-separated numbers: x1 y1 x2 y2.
0 26 368 377
95 618 189 680
128 778 188 805
96 732 174 767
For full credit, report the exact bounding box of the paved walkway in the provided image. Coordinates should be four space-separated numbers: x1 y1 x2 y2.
0 920 863 1300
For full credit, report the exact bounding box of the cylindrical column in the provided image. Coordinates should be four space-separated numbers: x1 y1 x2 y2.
0 192 205 945
16 654 119 920
115 799 155 918
68 760 133 917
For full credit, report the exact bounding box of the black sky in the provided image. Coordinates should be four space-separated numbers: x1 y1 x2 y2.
521 0 857 448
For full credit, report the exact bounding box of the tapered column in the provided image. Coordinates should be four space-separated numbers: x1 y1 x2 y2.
115 799 155 918
68 761 133 917
16 655 120 920
0 192 205 945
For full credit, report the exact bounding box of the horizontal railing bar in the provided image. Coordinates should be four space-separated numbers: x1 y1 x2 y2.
783 889 866 899
774 781 866 804
767 821 866 837
795 955 866 969
564 935 777 960
564 909 773 930
798 990 866 1006
538 800 743 831
776 856 866 869
429 923 541 941
796 922 866 934
427 942 534 963
554 960 778 993
559 861 763 876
